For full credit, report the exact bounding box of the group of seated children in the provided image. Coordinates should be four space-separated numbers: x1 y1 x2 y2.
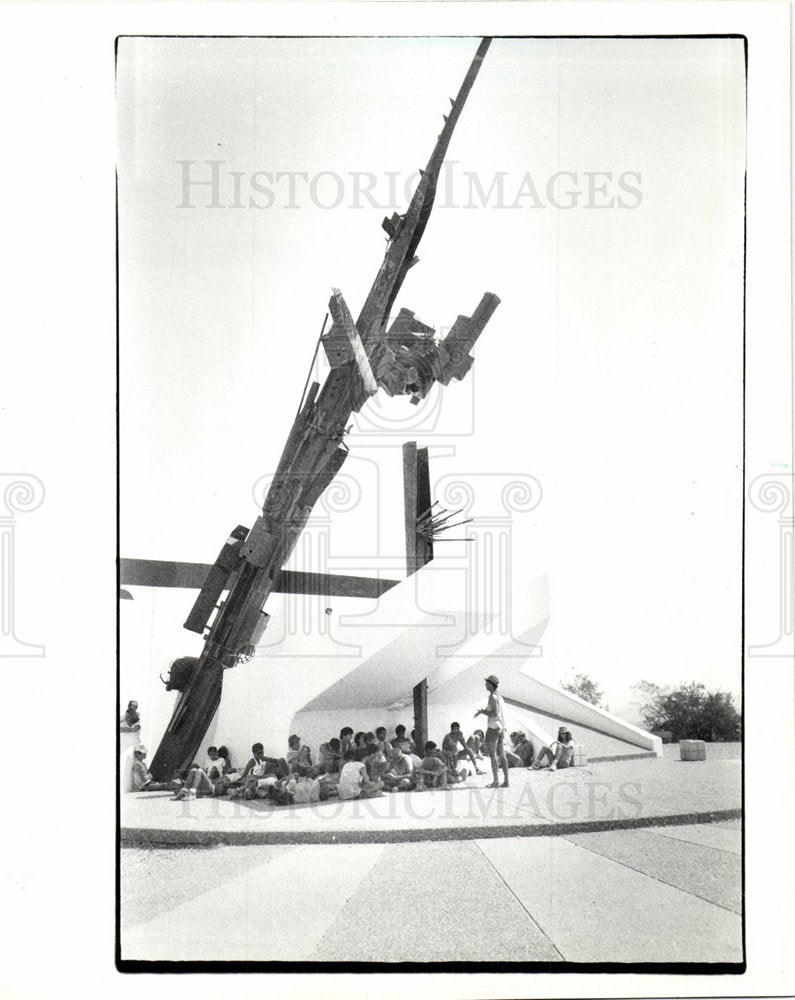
152 722 491 804
130 722 576 803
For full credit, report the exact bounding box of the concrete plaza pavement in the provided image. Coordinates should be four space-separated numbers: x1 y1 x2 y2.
120 750 743 964
120 818 743 964
121 752 741 846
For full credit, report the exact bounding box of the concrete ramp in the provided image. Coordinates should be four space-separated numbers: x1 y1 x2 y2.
497 673 662 757
504 701 657 761
214 560 659 766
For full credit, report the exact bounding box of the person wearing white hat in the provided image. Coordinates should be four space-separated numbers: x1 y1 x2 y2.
474 675 509 788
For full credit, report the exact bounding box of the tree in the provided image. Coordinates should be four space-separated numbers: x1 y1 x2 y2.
561 672 603 707
632 679 741 742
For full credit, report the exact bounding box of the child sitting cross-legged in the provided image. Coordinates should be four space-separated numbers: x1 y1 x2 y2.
381 747 415 792
415 742 449 790
364 745 389 784
239 742 288 799
336 750 384 800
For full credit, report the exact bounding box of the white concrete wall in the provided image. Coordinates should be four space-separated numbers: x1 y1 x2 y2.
128 552 660 768
214 561 488 762
286 707 418 753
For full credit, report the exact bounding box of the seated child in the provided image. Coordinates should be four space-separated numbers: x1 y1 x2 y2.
285 734 313 776
337 752 383 800
510 732 535 767
211 744 242 792
131 746 180 791
467 730 486 760
240 742 288 798
390 725 414 755
442 722 486 775
318 737 343 775
415 742 449 790
364 746 389 784
286 774 322 804
173 745 226 798
532 728 575 770
504 736 524 769
382 749 414 792
215 745 236 777
339 727 355 757
375 727 396 761
248 774 280 800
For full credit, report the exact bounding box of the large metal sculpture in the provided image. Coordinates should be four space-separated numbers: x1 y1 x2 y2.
146 38 499 780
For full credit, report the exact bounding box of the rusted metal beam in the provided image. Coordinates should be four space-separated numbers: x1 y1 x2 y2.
119 558 400 599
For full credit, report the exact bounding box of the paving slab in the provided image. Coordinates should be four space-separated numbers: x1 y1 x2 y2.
122 843 386 962
476 836 743 964
120 825 744 965
121 843 297 929
646 820 742 855
563 828 742 913
121 757 741 846
310 840 561 963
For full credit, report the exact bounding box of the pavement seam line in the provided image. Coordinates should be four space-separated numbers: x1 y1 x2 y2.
562 834 742 916
473 840 566 962
646 826 742 857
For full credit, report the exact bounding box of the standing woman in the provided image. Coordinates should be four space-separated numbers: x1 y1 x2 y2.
474 674 509 788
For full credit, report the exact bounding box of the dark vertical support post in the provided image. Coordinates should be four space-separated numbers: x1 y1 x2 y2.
416 446 433 563
413 678 428 758
403 441 434 577
403 442 419 576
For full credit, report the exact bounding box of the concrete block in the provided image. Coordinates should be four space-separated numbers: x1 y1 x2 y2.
680 740 707 761
570 746 588 767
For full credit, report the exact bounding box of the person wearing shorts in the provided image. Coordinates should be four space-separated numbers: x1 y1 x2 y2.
533 729 575 770
442 721 485 776
474 674 509 788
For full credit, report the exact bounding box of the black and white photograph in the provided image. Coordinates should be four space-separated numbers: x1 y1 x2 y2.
117 32 748 968
0 1 792 997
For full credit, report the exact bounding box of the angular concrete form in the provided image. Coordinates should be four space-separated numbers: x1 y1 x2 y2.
213 561 661 763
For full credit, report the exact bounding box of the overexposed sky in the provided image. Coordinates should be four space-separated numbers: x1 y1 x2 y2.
118 36 746 722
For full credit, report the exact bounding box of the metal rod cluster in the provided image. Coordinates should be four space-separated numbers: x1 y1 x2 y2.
415 502 473 542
